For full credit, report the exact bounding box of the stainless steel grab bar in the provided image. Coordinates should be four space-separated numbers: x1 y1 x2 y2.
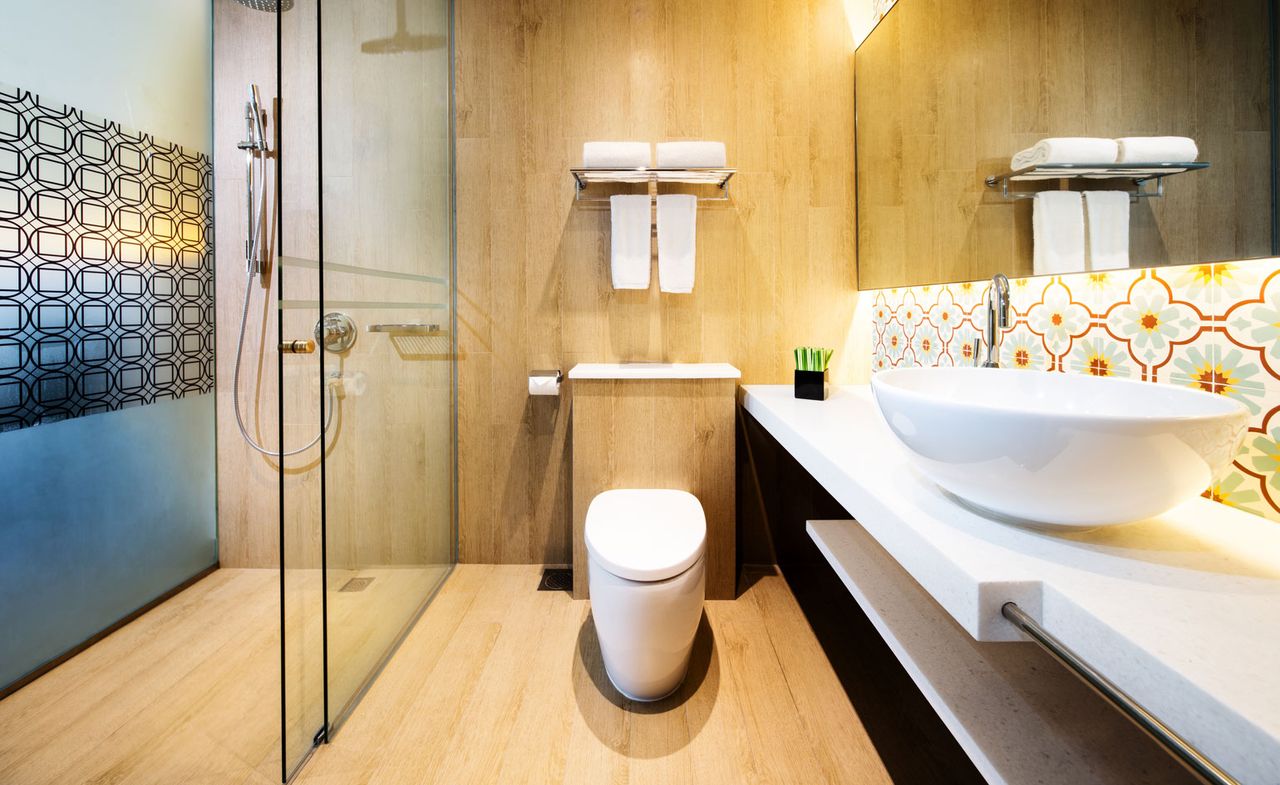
366 323 443 335
1001 602 1240 785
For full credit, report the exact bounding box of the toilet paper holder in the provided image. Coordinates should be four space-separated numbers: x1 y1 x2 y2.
529 369 563 396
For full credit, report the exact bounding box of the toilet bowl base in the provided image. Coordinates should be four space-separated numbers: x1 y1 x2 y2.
604 661 690 703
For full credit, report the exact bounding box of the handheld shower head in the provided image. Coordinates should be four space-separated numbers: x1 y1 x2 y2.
247 84 267 151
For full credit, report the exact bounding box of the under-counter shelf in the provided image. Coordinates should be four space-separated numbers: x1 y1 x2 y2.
985 162 1209 200
570 167 735 202
741 384 1280 785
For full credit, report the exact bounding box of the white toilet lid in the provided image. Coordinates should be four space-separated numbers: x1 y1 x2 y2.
585 489 706 582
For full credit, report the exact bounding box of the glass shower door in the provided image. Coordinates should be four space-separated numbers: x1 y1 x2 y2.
315 0 454 727
277 0 455 768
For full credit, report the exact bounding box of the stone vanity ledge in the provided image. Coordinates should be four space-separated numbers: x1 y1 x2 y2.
742 384 1280 785
567 363 741 380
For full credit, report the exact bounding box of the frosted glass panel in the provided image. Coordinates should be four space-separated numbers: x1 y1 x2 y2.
0 396 217 688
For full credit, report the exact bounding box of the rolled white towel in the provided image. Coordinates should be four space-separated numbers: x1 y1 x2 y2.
1115 136 1198 164
583 141 651 169
1032 191 1086 276
656 141 727 169
1011 138 1119 171
1083 191 1131 271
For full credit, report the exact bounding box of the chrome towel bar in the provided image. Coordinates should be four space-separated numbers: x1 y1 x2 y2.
1001 602 1239 785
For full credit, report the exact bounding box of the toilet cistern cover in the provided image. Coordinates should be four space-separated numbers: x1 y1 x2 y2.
585 489 706 582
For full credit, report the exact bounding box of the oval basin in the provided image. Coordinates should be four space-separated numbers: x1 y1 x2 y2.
870 367 1249 529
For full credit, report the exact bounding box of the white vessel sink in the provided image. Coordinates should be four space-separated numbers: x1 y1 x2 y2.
870 367 1249 529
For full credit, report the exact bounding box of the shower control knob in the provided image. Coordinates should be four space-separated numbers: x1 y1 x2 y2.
314 312 358 354
280 339 316 354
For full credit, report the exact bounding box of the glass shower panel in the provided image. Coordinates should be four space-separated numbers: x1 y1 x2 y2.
317 0 455 729
278 0 327 777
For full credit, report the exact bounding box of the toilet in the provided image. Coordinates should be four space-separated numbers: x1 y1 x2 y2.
585 489 706 702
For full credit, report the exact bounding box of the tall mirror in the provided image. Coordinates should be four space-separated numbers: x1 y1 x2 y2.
856 0 1278 290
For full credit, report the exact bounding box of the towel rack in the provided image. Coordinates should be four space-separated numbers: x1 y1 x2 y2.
1002 602 1240 785
985 162 1210 201
570 167 735 203
367 323 445 335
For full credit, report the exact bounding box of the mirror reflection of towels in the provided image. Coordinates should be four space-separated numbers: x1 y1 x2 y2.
1083 191 1131 271
1032 191 1086 276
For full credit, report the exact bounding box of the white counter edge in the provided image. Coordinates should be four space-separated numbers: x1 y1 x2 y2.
568 363 742 380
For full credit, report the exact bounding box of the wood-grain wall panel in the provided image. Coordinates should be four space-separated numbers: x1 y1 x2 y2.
456 0 859 564
570 379 736 599
857 0 1274 290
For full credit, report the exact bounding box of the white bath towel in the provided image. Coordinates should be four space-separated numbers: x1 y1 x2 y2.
1083 191 1131 271
1032 191 1086 276
656 141 727 169
610 194 652 289
657 194 698 293
584 141 651 169
1011 138 1119 171
1115 136 1199 164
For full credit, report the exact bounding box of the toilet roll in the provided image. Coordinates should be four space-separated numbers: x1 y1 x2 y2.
529 371 561 396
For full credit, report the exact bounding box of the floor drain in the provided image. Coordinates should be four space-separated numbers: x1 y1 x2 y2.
538 568 572 592
339 577 375 592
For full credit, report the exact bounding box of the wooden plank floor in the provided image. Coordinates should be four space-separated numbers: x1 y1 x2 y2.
298 565 895 785
0 565 895 784
0 566 449 785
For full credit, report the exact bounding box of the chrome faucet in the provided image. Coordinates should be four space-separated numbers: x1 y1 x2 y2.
981 273 1011 368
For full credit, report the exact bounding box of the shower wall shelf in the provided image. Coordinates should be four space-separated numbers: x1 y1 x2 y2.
985 162 1210 201
570 167 736 203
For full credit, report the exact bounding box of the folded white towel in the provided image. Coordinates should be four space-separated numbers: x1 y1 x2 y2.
1033 191 1086 276
1115 136 1198 164
610 194 652 289
657 194 697 293
1083 191 1130 271
1011 138 1119 171
584 141 651 169
656 141 727 169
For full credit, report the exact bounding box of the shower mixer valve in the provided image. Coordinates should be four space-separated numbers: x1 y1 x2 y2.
315 312 358 354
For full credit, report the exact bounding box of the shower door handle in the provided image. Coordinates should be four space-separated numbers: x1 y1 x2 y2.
280 339 316 354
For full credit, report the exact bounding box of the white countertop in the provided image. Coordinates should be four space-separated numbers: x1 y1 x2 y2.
568 362 741 380
742 384 1280 785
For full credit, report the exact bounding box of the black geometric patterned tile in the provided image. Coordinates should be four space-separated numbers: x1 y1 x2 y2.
0 82 214 431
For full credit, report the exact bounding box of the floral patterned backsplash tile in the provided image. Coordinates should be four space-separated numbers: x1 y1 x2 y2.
869 258 1280 523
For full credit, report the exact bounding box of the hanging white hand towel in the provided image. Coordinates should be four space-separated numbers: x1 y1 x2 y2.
1032 191 1086 276
1083 191 1131 271
609 194 652 290
657 194 698 293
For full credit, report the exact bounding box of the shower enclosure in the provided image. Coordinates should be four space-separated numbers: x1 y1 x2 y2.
269 0 455 776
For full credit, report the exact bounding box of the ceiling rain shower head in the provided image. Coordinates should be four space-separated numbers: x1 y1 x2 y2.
361 0 445 54
235 0 294 11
